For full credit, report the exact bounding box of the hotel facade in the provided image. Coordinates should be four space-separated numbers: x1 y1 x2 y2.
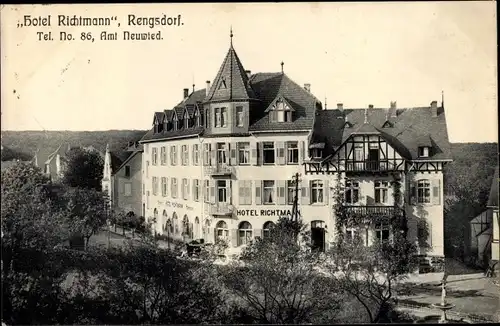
137 36 453 267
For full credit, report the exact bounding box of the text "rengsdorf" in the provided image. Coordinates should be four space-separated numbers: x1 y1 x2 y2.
128 14 183 29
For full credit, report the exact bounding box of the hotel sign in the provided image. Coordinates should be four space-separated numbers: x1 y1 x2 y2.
236 209 300 217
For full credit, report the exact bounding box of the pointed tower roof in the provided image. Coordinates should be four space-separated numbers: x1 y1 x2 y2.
204 30 256 102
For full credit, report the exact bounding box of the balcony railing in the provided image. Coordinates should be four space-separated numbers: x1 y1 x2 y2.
209 202 234 216
204 163 234 176
345 160 392 172
341 205 403 218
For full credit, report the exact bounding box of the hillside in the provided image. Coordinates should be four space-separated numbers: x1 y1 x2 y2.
1 130 148 159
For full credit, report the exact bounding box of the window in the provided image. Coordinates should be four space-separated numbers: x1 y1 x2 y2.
170 146 177 165
217 180 228 203
215 108 221 127
217 143 227 164
238 221 253 246
182 178 189 200
216 221 229 240
417 179 431 204
311 180 324 204
345 180 360 204
203 143 210 166
173 117 178 130
161 177 167 197
193 179 200 202
171 178 178 198
375 181 389 204
287 180 295 204
418 146 430 157
181 145 189 165
193 144 199 165
375 223 390 243
152 177 158 196
152 148 158 165
263 221 275 238
204 180 210 203
239 180 252 205
263 180 275 204
221 108 227 127
269 98 292 122
125 166 131 177
183 115 189 129
124 183 132 196
160 147 167 165
263 142 275 164
236 106 244 127
312 149 323 159
345 227 358 243
287 142 299 164
238 142 250 165
205 109 210 128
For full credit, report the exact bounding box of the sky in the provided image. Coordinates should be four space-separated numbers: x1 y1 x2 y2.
1 2 497 143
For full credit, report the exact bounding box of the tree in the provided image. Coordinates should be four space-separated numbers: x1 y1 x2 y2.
61 187 108 250
62 147 104 191
1 162 70 324
222 217 342 324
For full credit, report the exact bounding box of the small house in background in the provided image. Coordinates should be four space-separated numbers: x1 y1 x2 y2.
102 140 144 217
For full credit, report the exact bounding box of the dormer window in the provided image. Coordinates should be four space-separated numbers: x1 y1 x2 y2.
382 120 393 128
344 121 353 128
312 149 323 159
184 116 189 129
194 110 200 127
173 118 178 131
268 97 294 123
418 146 430 158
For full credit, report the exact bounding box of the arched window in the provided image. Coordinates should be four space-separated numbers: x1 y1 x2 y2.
173 212 179 235
215 221 228 240
238 221 253 246
166 218 173 234
153 208 158 223
263 221 275 238
162 210 167 231
417 179 431 204
194 216 200 239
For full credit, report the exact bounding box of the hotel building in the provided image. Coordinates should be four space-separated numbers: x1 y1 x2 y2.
139 34 453 267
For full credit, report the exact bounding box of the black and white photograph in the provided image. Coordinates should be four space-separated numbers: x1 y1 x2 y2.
1 2 498 324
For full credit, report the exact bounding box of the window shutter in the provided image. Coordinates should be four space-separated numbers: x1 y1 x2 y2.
231 229 238 248
225 142 230 164
323 180 329 205
277 142 285 165
255 181 262 205
210 145 216 166
238 180 245 205
258 142 264 165
165 177 168 197
230 142 237 165
299 141 305 163
410 183 416 205
228 180 232 203
187 179 190 198
301 185 310 205
278 180 285 205
193 179 197 201
251 142 258 165
247 180 252 205
431 179 441 205
192 145 196 165
209 180 215 204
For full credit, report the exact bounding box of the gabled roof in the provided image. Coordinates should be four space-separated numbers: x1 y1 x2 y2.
264 95 296 112
153 112 165 124
204 44 256 102
248 73 321 132
487 166 499 208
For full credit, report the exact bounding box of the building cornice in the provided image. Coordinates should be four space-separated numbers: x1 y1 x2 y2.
139 132 203 144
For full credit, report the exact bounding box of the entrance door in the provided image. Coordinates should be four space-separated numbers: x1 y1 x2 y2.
311 220 326 252
368 148 380 171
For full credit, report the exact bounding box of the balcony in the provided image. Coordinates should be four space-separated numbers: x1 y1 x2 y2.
345 160 393 173
210 202 234 216
204 163 234 176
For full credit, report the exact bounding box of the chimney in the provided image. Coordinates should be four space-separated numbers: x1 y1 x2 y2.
304 83 311 92
183 88 189 99
430 100 438 117
337 103 343 111
390 101 397 118
205 81 210 96
245 70 251 79
368 104 374 109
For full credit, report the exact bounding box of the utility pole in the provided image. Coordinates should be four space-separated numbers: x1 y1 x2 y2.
291 172 301 222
